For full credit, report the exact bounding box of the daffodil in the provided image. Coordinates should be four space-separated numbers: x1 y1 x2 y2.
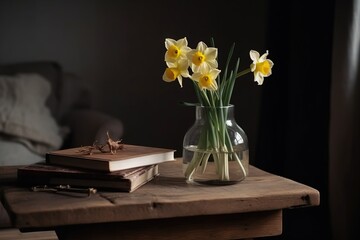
250 50 274 85
187 41 218 73
165 37 191 63
191 68 221 91
162 59 190 87
162 37 275 183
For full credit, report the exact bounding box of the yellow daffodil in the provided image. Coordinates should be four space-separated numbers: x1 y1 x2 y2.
191 68 221 91
250 50 274 85
162 59 190 87
165 37 191 63
187 41 218 73
162 37 275 183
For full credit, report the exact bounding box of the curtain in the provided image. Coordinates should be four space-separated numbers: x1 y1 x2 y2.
329 0 360 239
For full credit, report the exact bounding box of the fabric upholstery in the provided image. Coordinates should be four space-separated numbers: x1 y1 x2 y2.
0 61 62 118
0 73 64 155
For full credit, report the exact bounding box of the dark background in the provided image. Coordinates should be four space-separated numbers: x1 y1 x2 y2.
1 0 359 239
256 1 334 239
0 0 267 157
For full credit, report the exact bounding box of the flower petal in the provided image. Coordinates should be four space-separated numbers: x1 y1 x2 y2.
254 72 264 85
197 41 207 52
177 37 188 48
207 59 218 69
190 72 202 82
177 75 183 88
267 59 274 68
166 61 177 68
250 63 256 72
204 47 218 60
249 50 260 61
209 68 221 79
259 50 269 62
165 38 176 50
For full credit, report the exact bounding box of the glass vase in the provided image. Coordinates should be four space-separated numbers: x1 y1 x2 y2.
182 105 249 185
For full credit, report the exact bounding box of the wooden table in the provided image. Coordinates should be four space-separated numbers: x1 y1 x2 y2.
1 159 320 240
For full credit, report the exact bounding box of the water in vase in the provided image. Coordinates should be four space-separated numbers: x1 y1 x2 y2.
182 145 249 185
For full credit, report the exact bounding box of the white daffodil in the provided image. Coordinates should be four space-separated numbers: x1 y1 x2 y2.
191 68 221 91
165 37 191 63
162 59 190 87
187 41 218 73
249 50 274 85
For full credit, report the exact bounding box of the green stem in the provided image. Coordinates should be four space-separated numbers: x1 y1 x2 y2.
236 68 251 79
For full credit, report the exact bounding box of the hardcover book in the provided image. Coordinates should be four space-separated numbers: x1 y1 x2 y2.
45 144 175 172
17 163 159 192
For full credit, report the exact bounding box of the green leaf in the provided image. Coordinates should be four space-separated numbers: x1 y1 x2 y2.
222 70 234 105
223 43 235 82
180 102 199 107
210 37 215 47
224 58 240 105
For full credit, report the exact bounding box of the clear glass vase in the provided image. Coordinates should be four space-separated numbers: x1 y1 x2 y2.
182 105 249 185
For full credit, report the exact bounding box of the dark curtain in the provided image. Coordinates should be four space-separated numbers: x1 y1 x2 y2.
329 0 360 239
255 1 334 239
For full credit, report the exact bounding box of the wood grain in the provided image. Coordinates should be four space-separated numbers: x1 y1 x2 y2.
55 210 282 240
1 159 319 231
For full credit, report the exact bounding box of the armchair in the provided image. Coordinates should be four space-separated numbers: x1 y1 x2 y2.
0 61 123 227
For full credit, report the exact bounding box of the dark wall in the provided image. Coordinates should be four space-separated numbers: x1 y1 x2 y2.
0 0 339 239
0 0 268 158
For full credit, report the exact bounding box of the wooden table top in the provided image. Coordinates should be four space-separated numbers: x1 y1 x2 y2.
1 159 320 229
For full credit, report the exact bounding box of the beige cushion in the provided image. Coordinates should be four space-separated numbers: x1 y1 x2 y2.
0 61 62 118
0 73 64 156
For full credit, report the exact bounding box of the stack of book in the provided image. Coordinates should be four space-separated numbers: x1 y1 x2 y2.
17 144 175 192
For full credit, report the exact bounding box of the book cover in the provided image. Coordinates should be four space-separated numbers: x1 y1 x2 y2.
17 163 159 192
45 144 175 172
